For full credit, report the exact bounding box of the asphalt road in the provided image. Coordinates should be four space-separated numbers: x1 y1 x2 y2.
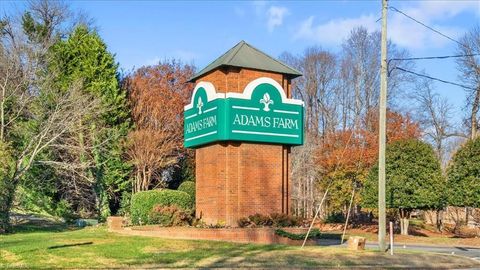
316 239 480 261
366 243 480 261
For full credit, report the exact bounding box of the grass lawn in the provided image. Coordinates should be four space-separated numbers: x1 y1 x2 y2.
1 224 479 269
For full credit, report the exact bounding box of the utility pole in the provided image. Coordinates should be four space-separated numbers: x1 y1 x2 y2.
378 0 388 252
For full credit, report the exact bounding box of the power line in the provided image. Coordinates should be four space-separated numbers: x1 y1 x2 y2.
393 67 475 90
388 54 480 70
390 54 480 62
389 6 466 49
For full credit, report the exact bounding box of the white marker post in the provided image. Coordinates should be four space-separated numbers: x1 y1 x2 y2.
389 221 394 255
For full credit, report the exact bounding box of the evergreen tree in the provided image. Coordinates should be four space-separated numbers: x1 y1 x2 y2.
0 142 15 233
447 138 480 208
48 26 131 219
362 139 445 235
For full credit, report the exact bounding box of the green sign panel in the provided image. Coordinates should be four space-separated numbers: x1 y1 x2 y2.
184 78 304 148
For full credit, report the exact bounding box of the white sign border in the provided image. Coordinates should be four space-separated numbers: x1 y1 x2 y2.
184 81 225 110
225 77 304 106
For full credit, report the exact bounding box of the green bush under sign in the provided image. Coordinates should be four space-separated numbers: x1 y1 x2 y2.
130 189 192 225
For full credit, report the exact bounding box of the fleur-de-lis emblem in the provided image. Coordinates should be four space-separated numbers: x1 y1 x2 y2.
259 93 274 112
197 97 204 114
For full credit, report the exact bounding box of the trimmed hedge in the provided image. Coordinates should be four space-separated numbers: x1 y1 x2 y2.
148 205 193 227
178 181 195 206
130 189 192 225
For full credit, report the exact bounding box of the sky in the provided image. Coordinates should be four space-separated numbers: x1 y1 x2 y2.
3 0 480 123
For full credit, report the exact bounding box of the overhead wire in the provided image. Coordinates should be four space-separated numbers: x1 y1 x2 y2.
390 54 479 62
389 6 467 49
387 54 479 90
393 67 476 90
386 6 477 90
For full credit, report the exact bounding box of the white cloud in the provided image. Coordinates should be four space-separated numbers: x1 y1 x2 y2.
250 1 289 32
267 6 289 32
293 15 378 45
387 1 478 50
293 1 478 50
402 1 479 22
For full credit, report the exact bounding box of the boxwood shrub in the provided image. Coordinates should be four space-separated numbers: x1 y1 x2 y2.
130 189 192 225
178 181 195 206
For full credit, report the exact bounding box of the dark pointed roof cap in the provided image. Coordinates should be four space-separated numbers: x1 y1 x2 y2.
189 41 302 82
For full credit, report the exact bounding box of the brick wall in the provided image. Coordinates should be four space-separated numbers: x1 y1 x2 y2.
194 67 292 227
113 226 316 246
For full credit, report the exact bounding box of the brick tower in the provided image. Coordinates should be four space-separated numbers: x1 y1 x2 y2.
184 41 303 226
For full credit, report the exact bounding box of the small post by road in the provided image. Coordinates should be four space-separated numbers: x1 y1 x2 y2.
378 0 388 252
389 221 394 255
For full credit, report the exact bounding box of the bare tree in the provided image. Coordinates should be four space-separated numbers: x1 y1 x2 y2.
283 47 339 137
291 136 321 218
126 130 178 193
341 27 414 130
0 1 95 232
456 24 480 139
0 16 35 143
281 48 338 218
411 78 461 166
0 79 103 232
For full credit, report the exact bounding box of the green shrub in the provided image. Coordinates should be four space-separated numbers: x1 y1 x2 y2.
237 213 302 228
325 212 345 223
249 213 273 226
148 205 193 226
270 213 301 227
178 181 195 206
118 191 132 216
55 199 76 222
130 189 192 225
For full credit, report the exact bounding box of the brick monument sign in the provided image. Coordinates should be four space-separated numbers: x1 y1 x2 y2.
184 41 304 226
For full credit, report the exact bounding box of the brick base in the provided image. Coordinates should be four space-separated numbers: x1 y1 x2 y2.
196 142 290 226
111 226 315 246
106 216 124 231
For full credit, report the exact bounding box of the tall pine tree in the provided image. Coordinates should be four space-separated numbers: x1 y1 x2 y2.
48 26 131 219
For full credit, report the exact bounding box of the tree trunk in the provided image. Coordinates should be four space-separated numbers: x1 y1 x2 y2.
436 209 444 232
465 207 470 225
399 209 411 235
0 177 17 233
471 86 480 139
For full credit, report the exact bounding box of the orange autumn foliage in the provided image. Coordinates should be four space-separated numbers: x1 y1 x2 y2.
315 110 421 210
317 110 421 178
125 61 195 192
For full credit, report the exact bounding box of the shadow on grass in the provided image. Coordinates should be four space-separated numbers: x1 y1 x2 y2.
48 242 93 249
